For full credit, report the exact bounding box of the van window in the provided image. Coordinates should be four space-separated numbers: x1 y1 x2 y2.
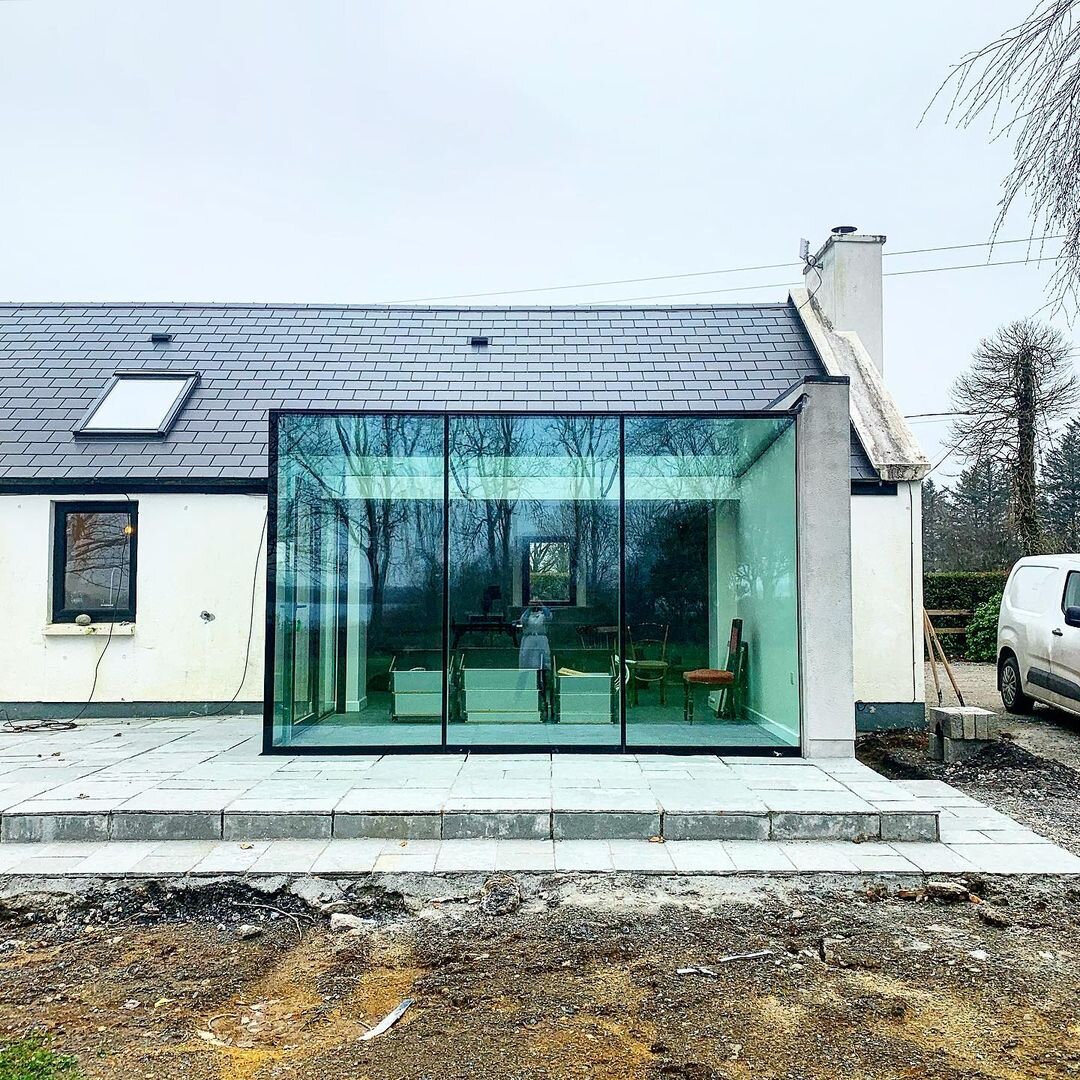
1009 565 1058 614
1064 571 1080 612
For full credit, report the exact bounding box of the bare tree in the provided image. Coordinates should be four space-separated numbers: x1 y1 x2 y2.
949 318 1079 554
929 0 1080 310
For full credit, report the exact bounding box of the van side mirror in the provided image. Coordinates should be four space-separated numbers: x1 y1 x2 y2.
1066 606 1080 629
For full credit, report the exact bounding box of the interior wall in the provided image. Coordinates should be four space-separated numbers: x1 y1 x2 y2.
732 428 800 741
0 492 267 705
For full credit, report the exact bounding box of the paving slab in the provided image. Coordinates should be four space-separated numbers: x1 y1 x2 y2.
0 717 1072 868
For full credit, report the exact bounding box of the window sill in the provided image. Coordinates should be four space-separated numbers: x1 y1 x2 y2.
43 623 136 637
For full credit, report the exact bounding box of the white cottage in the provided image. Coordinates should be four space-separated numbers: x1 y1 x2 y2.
0 230 928 756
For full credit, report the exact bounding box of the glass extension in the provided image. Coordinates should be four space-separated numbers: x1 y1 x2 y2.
268 412 800 752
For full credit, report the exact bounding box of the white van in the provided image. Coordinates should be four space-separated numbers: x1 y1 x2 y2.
998 554 1080 715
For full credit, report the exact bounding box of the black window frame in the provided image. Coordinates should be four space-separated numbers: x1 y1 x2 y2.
74 370 199 437
1062 570 1080 614
52 501 139 623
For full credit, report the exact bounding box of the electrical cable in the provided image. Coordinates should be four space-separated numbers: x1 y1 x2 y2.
70 495 135 723
379 234 1066 304
590 256 1066 304
201 510 268 718
2 498 137 734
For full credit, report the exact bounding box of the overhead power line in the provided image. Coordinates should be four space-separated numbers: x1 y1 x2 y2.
382 235 1065 304
591 255 1064 304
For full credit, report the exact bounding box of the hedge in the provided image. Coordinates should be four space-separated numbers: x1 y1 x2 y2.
924 571 1009 660
923 572 1009 612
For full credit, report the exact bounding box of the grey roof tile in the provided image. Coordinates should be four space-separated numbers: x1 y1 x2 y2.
0 301 875 483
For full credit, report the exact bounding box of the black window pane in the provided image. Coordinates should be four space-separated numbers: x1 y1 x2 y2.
1066 572 1080 611
64 511 132 612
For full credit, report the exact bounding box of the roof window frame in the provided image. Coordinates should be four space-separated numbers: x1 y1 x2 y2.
75 370 199 438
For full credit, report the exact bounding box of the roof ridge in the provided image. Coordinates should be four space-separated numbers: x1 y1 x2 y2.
0 301 793 313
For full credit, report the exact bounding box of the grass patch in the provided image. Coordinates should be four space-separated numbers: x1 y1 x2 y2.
0 1033 81 1080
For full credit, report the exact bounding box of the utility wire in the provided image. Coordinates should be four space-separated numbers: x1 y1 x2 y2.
589 255 1065 304
382 235 1065 304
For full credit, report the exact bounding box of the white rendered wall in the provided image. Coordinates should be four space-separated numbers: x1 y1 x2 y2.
0 493 267 705
851 482 924 709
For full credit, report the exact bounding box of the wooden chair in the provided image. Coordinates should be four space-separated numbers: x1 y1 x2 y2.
627 623 670 706
682 619 749 722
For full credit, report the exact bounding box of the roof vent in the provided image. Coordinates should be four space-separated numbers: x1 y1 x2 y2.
149 331 173 343
831 225 858 236
469 335 490 348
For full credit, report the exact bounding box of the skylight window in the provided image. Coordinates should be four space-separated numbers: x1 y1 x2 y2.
77 372 199 436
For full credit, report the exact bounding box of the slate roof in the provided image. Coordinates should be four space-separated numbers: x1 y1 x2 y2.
0 302 877 485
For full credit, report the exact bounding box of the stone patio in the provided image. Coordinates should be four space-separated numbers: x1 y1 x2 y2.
0 715 1078 875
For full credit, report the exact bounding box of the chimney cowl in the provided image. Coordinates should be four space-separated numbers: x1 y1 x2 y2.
831 225 858 236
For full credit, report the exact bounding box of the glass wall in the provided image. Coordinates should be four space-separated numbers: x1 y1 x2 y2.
447 416 620 746
624 417 800 748
271 414 445 747
269 412 799 752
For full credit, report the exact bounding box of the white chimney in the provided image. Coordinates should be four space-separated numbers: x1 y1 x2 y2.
804 228 885 374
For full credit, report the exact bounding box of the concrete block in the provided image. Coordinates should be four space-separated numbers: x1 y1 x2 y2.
442 811 550 840
929 707 996 742
942 737 994 765
880 811 940 842
663 812 770 841
223 812 331 841
2 812 109 843
927 733 944 761
552 811 660 840
111 811 221 841
769 811 879 841
333 812 441 840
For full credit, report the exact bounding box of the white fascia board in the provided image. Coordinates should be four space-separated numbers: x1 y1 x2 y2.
789 287 931 482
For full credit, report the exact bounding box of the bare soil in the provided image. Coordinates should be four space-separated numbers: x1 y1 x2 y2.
0 876 1079 1080
858 661 1080 855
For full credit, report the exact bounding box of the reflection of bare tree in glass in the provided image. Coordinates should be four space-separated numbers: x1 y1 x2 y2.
65 512 129 608
549 417 619 604
281 414 443 642
623 418 797 636
449 416 528 601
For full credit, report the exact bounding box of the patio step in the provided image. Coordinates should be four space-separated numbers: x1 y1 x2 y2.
0 805 939 844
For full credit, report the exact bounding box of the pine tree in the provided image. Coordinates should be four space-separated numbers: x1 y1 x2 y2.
949 319 1079 556
1043 416 1080 552
947 460 1017 571
921 477 952 572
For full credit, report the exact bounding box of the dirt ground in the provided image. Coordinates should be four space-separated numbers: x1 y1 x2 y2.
927 661 1080 772
3 664 1080 1079
856 662 1080 855
0 875 1079 1080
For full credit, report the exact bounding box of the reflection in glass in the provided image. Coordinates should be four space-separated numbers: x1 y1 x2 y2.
272 414 445 747
269 411 800 751
447 416 620 746
59 508 135 618
624 417 800 748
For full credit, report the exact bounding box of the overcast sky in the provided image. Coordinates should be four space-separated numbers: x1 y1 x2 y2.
0 0 1068 477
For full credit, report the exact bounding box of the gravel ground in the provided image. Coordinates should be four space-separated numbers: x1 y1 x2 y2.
926 661 1080 771
0 876 1079 1080
855 662 1080 856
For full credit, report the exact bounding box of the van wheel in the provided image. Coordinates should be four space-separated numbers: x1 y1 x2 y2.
1000 655 1033 714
